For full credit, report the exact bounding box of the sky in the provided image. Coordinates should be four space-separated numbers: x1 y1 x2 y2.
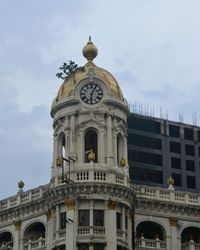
0 0 200 199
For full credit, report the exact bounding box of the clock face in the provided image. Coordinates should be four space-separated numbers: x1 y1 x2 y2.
80 83 103 104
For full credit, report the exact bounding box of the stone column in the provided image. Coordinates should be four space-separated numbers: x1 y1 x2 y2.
89 200 94 235
45 210 52 250
169 217 180 250
70 115 76 159
65 199 76 250
106 115 114 166
56 206 60 239
106 200 117 250
14 221 21 250
99 129 105 164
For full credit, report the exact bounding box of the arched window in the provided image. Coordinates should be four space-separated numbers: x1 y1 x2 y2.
84 129 98 163
58 133 66 158
0 232 13 248
181 227 200 243
136 221 165 240
23 222 46 248
117 133 124 165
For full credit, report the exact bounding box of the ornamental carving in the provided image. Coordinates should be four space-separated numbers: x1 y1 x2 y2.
65 199 75 210
169 217 178 226
14 221 21 231
45 209 52 221
107 200 117 210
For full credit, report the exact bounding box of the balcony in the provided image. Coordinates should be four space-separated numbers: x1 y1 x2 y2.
23 237 46 250
181 241 200 250
0 241 13 250
78 226 105 236
132 184 200 206
136 237 166 249
0 185 49 211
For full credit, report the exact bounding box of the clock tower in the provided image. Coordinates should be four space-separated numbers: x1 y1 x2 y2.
48 37 133 250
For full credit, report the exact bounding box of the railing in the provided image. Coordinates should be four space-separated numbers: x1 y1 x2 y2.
0 241 13 250
132 185 200 206
23 238 46 250
78 226 105 235
0 185 49 211
55 163 127 186
136 237 166 249
182 241 200 250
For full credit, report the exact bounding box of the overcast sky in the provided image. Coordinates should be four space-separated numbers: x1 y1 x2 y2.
0 0 200 199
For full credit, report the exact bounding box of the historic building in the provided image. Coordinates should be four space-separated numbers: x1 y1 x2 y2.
0 38 200 250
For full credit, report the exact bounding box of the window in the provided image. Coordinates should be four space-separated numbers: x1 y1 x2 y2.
130 166 163 184
93 210 104 226
128 150 162 166
171 157 181 169
94 244 105 250
170 141 181 153
187 176 196 189
79 210 89 226
117 134 124 165
185 144 195 156
85 129 98 162
125 215 128 230
128 133 162 150
198 131 200 142
172 173 182 187
184 128 194 140
127 116 161 134
60 212 66 229
169 125 180 138
116 212 122 229
186 160 195 172
78 244 89 250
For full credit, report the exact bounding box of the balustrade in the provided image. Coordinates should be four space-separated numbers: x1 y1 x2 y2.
136 237 166 249
23 237 46 250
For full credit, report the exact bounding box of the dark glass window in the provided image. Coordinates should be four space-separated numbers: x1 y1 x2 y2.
78 244 89 250
93 210 104 226
198 131 200 142
172 173 182 187
128 150 162 166
185 144 195 156
125 215 128 230
127 116 161 134
94 244 105 250
184 128 194 140
128 133 162 150
116 212 122 229
171 157 181 169
199 147 200 157
60 212 66 229
85 129 98 162
130 166 163 184
187 176 196 189
186 160 195 172
169 125 180 138
170 141 181 153
79 210 89 226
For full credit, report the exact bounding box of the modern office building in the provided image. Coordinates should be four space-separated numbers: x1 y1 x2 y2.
128 113 200 193
0 38 200 250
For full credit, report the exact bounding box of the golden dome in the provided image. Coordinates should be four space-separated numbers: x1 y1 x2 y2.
56 38 124 101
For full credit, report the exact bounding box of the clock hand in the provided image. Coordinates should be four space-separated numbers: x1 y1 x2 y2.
90 85 96 101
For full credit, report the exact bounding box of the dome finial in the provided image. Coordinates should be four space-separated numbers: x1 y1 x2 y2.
82 36 98 62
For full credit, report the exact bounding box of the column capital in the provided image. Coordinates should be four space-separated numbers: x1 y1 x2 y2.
65 199 75 210
14 221 21 231
169 217 178 226
107 200 117 210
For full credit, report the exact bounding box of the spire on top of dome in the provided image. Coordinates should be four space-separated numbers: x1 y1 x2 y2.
82 36 98 63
